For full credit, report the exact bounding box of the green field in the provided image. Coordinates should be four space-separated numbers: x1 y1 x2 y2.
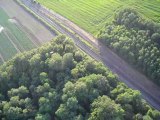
0 8 35 64
37 0 160 35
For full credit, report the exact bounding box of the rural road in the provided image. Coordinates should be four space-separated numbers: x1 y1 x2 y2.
19 0 160 110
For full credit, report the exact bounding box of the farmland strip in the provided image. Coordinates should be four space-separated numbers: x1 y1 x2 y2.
6 27 26 52
14 18 40 47
0 53 5 63
3 30 21 53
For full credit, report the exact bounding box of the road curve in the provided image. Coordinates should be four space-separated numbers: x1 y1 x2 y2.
19 0 160 110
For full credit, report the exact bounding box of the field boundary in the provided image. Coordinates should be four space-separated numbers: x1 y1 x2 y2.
43 11 98 53
15 0 59 36
14 18 40 47
18 0 99 54
5 27 26 52
3 30 21 53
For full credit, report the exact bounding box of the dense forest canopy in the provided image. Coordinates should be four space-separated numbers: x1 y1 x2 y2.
0 35 159 120
98 8 160 86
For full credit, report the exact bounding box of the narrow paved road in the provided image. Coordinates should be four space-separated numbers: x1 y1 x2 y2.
19 0 160 110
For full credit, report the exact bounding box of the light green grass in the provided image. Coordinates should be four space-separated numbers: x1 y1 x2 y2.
0 8 35 63
0 33 17 61
37 0 160 35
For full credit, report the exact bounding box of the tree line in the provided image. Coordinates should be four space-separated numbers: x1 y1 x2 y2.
98 8 160 85
0 35 159 120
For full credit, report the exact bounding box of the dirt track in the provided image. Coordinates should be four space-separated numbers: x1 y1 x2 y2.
21 0 160 110
0 0 55 45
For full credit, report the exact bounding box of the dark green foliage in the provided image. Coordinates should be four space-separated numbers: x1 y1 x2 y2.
98 8 160 85
0 35 159 119
89 95 124 120
151 33 160 44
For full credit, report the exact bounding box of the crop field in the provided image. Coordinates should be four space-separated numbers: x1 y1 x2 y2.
37 0 160 35
0 8 35 64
